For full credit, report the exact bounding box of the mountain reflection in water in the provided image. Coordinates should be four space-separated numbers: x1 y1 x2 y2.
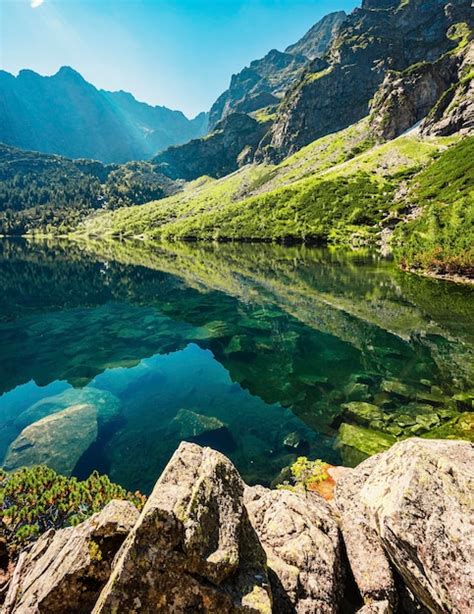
0 239 472 493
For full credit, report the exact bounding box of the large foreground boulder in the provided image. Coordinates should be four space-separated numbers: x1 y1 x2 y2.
335 438 474 613
245 485 344 613
93 442 272 613
334 454 396 610
3 500 139 613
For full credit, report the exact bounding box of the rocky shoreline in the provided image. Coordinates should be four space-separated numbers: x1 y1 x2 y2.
2 437 472 613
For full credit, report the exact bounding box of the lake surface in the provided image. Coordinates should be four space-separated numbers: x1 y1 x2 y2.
0 239 473 493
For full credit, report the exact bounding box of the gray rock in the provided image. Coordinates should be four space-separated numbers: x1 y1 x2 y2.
3 500 139 614
260 0 471 160
339 438 474 613
4 403 98 475
357 601 391 614
93 442 272 613
245 485 344 613
334 457 397 609
421 41 474 137
369 52 461 141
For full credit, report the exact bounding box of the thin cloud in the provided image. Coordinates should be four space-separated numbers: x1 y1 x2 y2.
31 0 45 8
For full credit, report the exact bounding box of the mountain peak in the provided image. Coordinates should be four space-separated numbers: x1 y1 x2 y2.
55 66 85 81
285 11 347 60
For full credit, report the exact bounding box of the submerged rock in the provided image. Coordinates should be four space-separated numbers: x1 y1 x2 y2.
172 408 225 438
282 431 307 451
380 380 417 400
452 391 474 412
422 412 474 442
14 387 120 430
342 402 385 426
3 500 139 613
171 408 236 451
343 382 370 402
4 403 98 475
93 442 272 613
245 485 344 613
336 423 396 466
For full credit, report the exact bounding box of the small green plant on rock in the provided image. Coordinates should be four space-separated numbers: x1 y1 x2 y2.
277 457 330 493
290 457 329 487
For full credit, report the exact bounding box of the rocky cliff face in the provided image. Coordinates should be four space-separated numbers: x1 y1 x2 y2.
369 39 473 141
152 113 269 180
263 0 473 160
285 11 347 60
3 438 473 613
208 12 346 129
421 39 474 137
0 67 208 163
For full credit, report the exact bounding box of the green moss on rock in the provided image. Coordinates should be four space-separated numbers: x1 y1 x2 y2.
336 423 397 466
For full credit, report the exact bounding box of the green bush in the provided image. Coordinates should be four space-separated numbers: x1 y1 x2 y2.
0 465 146 556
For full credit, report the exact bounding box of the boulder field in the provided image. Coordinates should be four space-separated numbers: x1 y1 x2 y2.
2 438 473 613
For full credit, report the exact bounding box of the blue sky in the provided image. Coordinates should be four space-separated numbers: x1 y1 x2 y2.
1 0 358 117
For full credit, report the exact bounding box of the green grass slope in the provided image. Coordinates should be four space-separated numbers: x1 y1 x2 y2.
393 137 474 277
81 121 453 247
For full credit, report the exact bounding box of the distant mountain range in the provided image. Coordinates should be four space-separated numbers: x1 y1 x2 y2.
1 0 473 277
0 67 208 163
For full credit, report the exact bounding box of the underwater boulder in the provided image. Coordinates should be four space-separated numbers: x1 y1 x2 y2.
171 408 236 452
421 412 474 442
336 423 397 466
14 387 120 430
4 403 99 475
342 402 385 427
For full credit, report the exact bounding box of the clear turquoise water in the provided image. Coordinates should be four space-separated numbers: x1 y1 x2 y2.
0 239 472 493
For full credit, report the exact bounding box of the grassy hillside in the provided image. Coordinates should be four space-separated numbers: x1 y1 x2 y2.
393 137 474 277
80 121 453 246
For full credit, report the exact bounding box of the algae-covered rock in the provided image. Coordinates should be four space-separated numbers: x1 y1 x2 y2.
380 380 417 400
245 485 344 613
93 443 271 613
394 414 416 428
336 423 397 466
3 500 139 614
421 412 474 442
298 374 329 387
4 403 98 475
344 382 370 402
342 402 385 426
414 414 440 430
171 408 236 451
224 335 249 355
172 408 225 438
452 391 474 412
